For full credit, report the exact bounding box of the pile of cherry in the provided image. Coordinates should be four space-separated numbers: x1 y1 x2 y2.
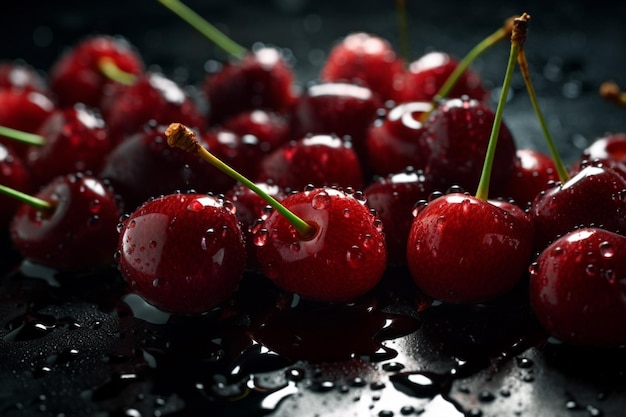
1 12 625 352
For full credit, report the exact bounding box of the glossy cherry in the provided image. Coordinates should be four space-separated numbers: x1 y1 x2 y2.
117 192 246 314
221 109 291 153
9 173 121 270
529 227 626 347
0 143 31 228
0 61 48 93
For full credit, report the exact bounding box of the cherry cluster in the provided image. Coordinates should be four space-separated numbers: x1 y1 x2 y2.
1 7 625 350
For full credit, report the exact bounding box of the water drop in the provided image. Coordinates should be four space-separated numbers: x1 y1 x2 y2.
599 241 615 258
346 246 364 268
312 191 331 209
253 228 269 247
186 200 204 212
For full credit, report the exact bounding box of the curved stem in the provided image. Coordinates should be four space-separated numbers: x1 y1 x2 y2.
0 184 52 212
0 125 45 146
98 57 137 85
517 49 569 183
475 14 528 201
156 0 247 59
165 123 314 238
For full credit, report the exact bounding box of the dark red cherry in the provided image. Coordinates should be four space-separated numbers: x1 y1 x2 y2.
203 46 296 126
221 109 291 152
529 227 626 347
406 194 534 303
0 61 48 93
499 148 559 209
253 186 387 302
10 173 121 269
571 133 626 179
100 124 232 212
255 134 364 192
48 34 144 108
397 51 488 103
25 104 111 188
102 71 206 145
117 192 246 314
529 164 626 251
320 32 406 102
0 143 31 228
422 97 517 194
364 168 438 266
365 101 431 176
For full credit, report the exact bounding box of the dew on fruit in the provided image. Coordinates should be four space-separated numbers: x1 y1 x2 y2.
598 241 615 257
186 200 204 212
346 245 365 268
253 228 269 247
344 208 351 218
312 190 330 209
290 242 301 253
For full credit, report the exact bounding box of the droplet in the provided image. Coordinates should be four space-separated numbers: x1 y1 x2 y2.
312 191 331 209
187 200 204 212
599 241 615 258
346 246 364 268
253 228 269 247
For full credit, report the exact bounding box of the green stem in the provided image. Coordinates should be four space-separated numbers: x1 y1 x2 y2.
98 57 137 85
0 126 45 146
475 26 522 201
395 0 411 63
518 49 569 183
0 184 52 212
156 0 247 59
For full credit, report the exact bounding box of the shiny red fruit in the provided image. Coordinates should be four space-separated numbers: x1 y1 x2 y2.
320 32 405 102
0 61 48 93
407 193 534 303
10 173 121 270
529 227 626 347
0 143 31 228
221 109 291 152
117 192 246 314
48 34 144 108
254 187 387 302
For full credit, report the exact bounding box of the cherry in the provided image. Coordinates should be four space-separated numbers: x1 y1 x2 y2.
25 104 111 188
0 61 48 93
570 133 626 179
166 123 387 303
7 173 121 270
529 227 626 347
116 192 246 314
101 71 206 145
100 123 232 213
365 101 432 176
255 134 364 192
48 34 144 109
529 163 626 251
319 32 406 102
0 143 31 228
406 14 535 304
221 109 291 152
364 168 438 267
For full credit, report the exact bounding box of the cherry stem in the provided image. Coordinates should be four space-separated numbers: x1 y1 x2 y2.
0 125 45 146
165 123 315 238
600 81 626 107
395 0 411 63
517 49 569 183
98 57 137 85
0 184 52 212
156 0 247 59
475 13 529 201
420 15 516 122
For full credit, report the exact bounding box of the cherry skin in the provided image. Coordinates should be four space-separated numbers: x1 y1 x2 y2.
529 163 626 251
570 132 626 179
221 109 291 153
406 193 534 303
365 101 432 176
320 32 406 102
203 46 297 126
529 227 626 347
26 104 111 189
253 186 387 303
10 173 121 270
0 61 48 93
422 97 517 194
116 192 246 314
48 34 144 109
0 143 31 228
255 134 364 192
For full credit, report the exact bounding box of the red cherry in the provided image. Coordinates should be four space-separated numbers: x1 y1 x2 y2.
221 109 291 152
529 227 626 347
407 194 534 303
529 164 626 251
255 134 364 192
102 71 206 145
570 133 626 179
10 173 121 270
320 32 405 102
253 186 387 302
365 101 431 176
0 61 48 93
364 168 438 266
0 143 31 227
48 34 144 108
203 47 296 125
117 192 246 314
422 97 517 194
25 104 111 188
397 51 488 104
499 148 559 209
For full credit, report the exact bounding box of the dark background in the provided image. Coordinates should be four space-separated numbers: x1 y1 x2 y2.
3 0 626 164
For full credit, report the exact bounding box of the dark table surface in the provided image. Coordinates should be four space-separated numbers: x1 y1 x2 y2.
1 1 626 416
